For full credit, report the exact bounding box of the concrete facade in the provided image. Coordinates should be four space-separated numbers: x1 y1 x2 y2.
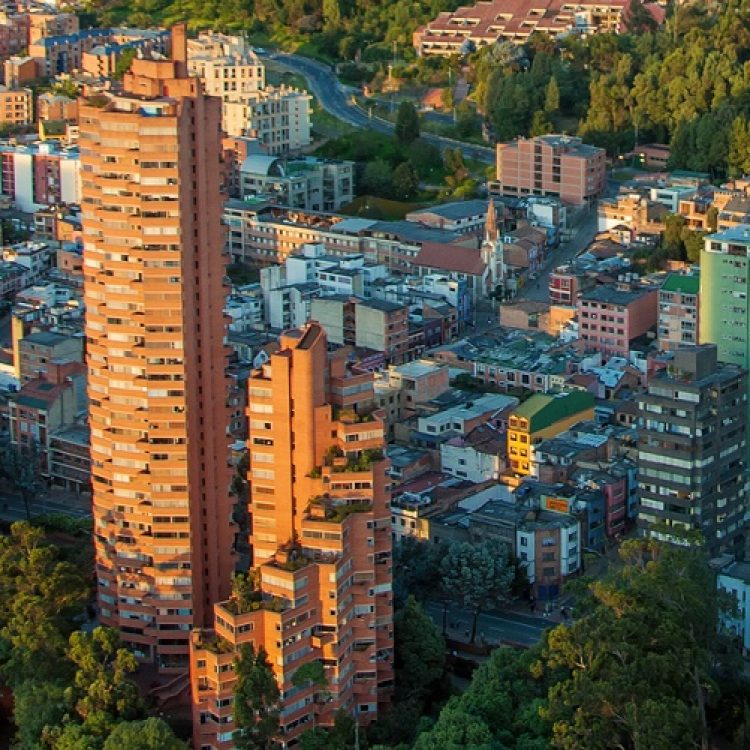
637 345 746 557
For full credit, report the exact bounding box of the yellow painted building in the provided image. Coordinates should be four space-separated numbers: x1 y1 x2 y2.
507 391 595 476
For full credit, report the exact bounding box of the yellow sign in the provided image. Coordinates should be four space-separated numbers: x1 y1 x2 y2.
545 497 569 513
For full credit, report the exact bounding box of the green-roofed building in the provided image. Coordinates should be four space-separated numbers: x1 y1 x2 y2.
507 390 595 476
658 271 699 351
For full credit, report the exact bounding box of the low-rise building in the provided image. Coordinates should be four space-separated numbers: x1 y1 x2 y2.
49 423 90 492
239 153 354 211
7 360 84 477
17 329 83 383
508 391 596 477
577 279 658 358
0 141 80 212
37 91 78 123
375 358 450 432
440 423 504 482
414 0 640 57
311 296 410 364
406 199 490 235
0 85 31 125
4 56 39 88
187 31 310 153
414 392 517 449
717 561 750 657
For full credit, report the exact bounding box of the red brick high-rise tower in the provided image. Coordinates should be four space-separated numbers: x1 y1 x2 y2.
190 322 394 749
80 24 236 672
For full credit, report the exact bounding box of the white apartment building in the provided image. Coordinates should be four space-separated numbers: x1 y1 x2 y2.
239 154 354 212
187 31 311 152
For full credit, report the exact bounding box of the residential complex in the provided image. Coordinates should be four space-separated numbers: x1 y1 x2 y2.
187 31 311 153
79 26 236 671
699 226 750 368
413 0 641 57
495 135 607 206
637 345 746 556
190 323 393 749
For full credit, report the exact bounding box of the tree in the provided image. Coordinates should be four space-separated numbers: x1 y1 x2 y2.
393 536 447 608
0 522 87 686
728 116 750 177
12 679 69 750
407 138 442 179
392 161 419 199
102 718 187 750
544 540 730 750
292 659 329 730
544 76 560 113
233 643 280 750
530 109 553 136
0 441 45 520
66 627 142 736
322 0 341 32
706 205 718 233
394 596 445 702
113 48 137 80
413 646 551 750
361 159 394 197
395 101 420 145
440 541 514 643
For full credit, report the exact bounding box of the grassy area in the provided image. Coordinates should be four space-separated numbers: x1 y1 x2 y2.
340 195 430 220
246 28 336 64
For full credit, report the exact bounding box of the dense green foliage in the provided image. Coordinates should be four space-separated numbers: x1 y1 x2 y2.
85 1 750 175
0 522 184 749
86 0 465 60
440 540 515 644
233 643 280 749
374 540 750 750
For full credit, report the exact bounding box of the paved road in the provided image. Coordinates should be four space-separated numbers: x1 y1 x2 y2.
518 207 599 302
425 601 552 648
0 489 91 523
268 52 496 164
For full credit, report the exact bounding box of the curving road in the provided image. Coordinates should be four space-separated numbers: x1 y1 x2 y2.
268 52 496 164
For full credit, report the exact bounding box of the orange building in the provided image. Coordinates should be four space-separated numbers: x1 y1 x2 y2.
0 85 31 125
79 25 236 673
190 323 393 749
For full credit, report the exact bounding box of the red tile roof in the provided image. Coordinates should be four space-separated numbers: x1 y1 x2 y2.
414 242 487 276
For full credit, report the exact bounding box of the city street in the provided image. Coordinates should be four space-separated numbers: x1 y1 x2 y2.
517 206 598 302
267 52 496 164
424 601 554 649
0 488 91 523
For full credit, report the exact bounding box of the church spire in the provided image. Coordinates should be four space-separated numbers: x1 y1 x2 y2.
485 195 498 243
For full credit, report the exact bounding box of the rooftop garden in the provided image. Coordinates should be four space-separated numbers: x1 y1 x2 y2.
331 448 384 473
271 544 312 572
223 570 287 615
308 496 372 523
195 630 234 655
333 401 379 424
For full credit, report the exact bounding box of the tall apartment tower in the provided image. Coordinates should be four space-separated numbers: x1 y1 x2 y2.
190 323 393 749
637 345 747 556
79 25 236 672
